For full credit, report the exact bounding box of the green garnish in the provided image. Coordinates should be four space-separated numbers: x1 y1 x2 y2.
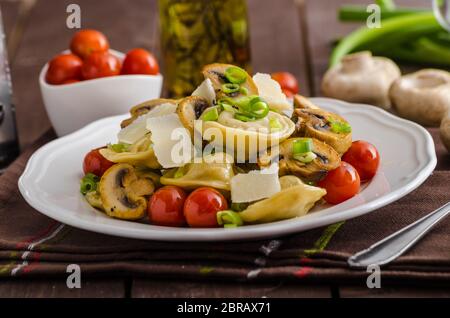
234 113 256 122
173 166 186 179
201 107 219 122
269 118 282 131
239 86 248 95
248 97 269 119
224 66 247 84
293 138 313 155
108 143 130 153
222 83 240 94
329 119 352 133
293 152 317 163
80 173 99 195
217 210 244 228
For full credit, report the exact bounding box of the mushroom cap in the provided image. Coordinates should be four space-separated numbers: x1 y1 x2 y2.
440 111 450 153
321 51 401 109
176 96 210 138
390 69 450 127
121 98 178 128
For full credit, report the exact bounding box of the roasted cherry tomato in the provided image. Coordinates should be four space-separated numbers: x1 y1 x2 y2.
318 162 360 204
183 187 228 228
70 29 110 60
81 51 121 80
271 72 299 95
148 186 187 227
45 53 83 85
121 48 159 75
82 148 114 177
342 141 380 182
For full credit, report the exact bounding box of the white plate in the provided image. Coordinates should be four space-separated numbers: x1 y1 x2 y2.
18 98 437 241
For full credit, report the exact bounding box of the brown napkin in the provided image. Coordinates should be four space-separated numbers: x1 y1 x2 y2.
0 128 449 284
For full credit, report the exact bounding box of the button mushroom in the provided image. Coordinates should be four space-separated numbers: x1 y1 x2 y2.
389 69 450 127
121 98 178 128
202 63 258 99
176 96 211 137
321 51 401 109
440 111 450 153
99 163 155 220
275 138 341 182
295 107 352 155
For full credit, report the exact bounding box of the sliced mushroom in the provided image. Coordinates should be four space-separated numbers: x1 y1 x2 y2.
121 98 178 128
293 94 320 111
99 163 154 220
295 107 352 155
389 69 450 126
321 51 401 109
85 191 103 211
274 138 341 182
176 96 210 137
202 63 258 99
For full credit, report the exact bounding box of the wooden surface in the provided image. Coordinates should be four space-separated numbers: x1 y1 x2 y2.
1 0 443 298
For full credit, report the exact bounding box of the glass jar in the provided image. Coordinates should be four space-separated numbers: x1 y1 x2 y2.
159 0 251 97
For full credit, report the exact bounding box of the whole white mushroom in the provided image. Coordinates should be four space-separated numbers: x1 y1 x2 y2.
440 111 450 153
389 69 450 127
321 51 401 109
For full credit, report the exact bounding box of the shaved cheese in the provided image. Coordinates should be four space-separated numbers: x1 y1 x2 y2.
146 113 194 168
192 79 215 105
118 103 177 144
231 164 281 203
253 73 293 113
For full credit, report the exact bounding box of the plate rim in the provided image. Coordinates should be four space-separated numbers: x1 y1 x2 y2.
18 98 437 241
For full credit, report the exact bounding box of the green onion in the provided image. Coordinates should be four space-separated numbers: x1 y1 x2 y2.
234 113 256 122
173 166 186 179
269 118 282 131
217 210 243 228
224 66 247 84
249 97 269 119
376 0 396 11
339 6 426 21
80 173 99 195
293 152 317 164
221 103 236 113
200 107 219 122
293 138 313 155
108 143 130 153
239 86 248 95
222 83 240 94
329 120 352 133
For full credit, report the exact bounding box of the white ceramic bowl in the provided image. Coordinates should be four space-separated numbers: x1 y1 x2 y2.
39 49 163 137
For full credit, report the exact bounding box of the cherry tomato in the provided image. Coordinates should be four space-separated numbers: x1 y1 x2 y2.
282 88 294 98
81 51 121 80
45 53 83 85
342 141 380 182
61 79 80 85
70 29 110 60
121 48 159 75
82 148 114 177
148 186 187 227
183 187 228 228
271 72 299 95
318 162 360 204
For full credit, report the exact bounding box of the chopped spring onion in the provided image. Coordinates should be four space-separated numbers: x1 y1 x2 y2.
224 66 247 84
108 143 130 153
234 113 256 122
329 120 352 133
293 151 317 163
201 107 219 122
239 86 248 95
293 138 313 155
269 118 282 131
249 97 269 119
217 210 244 228
222 83 240 94
80 173 99 195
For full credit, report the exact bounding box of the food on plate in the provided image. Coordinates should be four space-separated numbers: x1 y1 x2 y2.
46 29 160 85
293 98 352 155
322 51 401 109
389 69 450 126
80 63 380 228
148 186 187 226
45 53 83 85
70 29 110 60
342 140 380 182
440 111 450 153
318 161 361 204
121 48 159 75
81 51 122 80
271 72 299 98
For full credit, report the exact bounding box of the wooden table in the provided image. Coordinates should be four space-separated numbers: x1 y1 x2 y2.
2 0 446 298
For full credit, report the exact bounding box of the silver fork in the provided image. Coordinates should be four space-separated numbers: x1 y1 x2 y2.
348 202 450 268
